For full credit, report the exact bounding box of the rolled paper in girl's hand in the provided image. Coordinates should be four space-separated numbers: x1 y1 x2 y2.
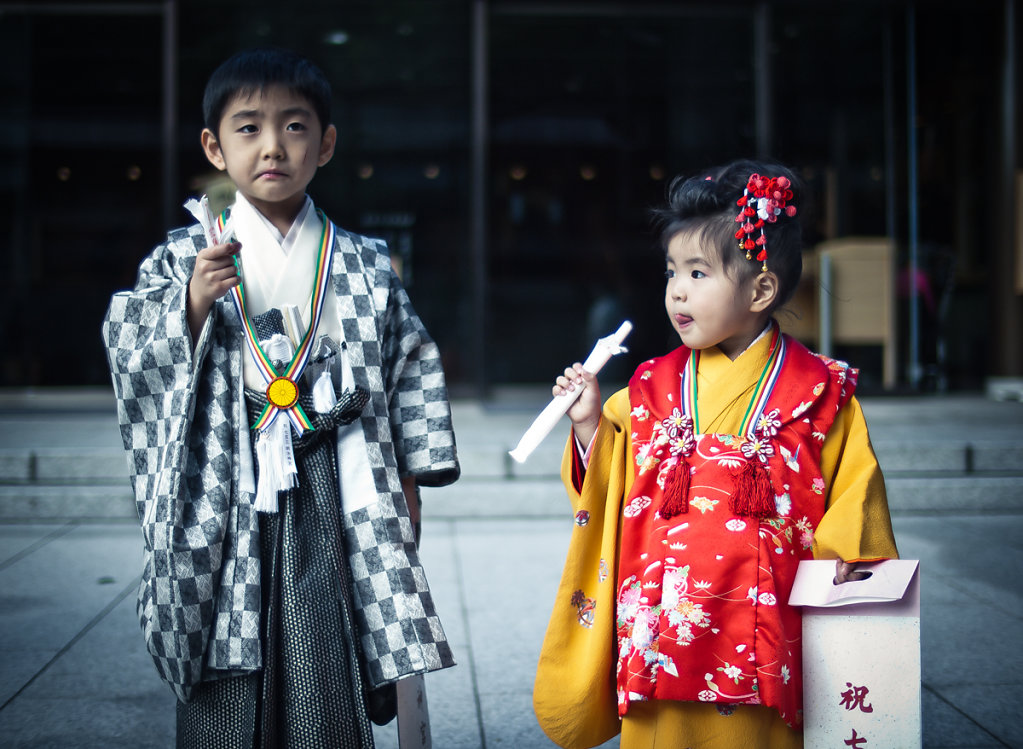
509 321 632 463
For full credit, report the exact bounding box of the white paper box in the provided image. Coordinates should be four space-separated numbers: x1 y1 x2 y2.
789 560 921 749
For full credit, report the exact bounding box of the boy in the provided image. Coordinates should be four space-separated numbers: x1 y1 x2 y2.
103 48 459 748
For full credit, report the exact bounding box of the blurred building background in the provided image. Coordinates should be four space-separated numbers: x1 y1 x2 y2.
0 0 1019 396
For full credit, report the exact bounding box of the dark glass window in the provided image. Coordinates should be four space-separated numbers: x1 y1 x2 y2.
0 1 1012 390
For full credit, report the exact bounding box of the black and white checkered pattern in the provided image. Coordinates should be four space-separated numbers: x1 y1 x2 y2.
103 216 459 701
332 228 458 682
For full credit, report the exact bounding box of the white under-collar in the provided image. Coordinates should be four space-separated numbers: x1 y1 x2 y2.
233 191 313 255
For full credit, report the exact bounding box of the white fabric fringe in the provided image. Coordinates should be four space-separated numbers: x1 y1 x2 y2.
254 416 297 513
253 334 299 513
313 369 337 413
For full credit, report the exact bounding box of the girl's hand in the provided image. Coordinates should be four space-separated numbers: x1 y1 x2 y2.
187 241 241 342
554 363 601 447
833 558 873 584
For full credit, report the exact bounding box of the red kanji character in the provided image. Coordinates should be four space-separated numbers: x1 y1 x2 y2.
839 682 874 713
844 728 868 748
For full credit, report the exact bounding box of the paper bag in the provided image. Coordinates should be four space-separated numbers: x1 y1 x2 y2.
789 560 921 749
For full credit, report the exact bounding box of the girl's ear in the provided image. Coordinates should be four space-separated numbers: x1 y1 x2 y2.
749 271 779 313
201 129 227 171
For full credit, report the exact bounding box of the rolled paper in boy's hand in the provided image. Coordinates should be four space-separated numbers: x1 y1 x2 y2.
509 320 632 464
184 195 234 246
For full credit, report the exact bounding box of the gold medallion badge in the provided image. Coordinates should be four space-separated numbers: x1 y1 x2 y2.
266 377 299 409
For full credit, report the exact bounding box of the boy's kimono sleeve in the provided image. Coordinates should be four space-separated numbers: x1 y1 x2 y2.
101 225 248 701
812 396 899 563
380 267 459 488
104 226 211 533
534 388 632 749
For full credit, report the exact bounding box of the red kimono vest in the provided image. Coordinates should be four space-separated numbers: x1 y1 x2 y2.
616 333 857 728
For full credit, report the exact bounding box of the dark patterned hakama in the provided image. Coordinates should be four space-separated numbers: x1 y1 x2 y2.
177 389 377 748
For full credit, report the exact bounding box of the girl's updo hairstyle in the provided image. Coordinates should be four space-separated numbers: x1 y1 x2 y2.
653 159 805 313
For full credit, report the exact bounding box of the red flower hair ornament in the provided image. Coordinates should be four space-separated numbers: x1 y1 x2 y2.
734 173 797 271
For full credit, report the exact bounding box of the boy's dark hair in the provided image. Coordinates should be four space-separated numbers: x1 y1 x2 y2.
653 159 805 312
202 48 332 134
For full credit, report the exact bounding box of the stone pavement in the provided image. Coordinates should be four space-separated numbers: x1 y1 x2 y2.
0 388 1021 748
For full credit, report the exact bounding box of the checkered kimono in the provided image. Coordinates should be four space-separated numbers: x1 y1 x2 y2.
102 218 460 702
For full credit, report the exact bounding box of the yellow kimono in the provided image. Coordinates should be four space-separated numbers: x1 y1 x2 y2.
533 333 898 749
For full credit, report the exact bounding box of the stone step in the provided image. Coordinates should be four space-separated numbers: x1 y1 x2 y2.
0 484 136 521
0 473 1020 522
0 449 128 483
873 440 1023 474
2 440 1022 485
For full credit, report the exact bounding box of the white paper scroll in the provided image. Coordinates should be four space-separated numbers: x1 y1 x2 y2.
508 321 632 464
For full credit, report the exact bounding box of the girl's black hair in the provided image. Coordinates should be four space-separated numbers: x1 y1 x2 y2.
653 159 805 312
202 48 332 134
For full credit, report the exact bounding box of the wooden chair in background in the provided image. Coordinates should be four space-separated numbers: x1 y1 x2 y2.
780 238 896 389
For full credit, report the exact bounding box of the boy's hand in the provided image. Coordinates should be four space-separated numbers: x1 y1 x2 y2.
833 558 873 584
187 241 241 342
554 363 601 448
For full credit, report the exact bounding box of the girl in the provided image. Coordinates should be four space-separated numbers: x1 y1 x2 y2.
533 160 898 749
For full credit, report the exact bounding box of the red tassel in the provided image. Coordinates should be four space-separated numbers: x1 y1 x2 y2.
731 460 775 518
660 459 690 518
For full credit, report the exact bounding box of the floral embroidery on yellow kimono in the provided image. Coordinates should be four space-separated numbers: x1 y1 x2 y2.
533 331 898 749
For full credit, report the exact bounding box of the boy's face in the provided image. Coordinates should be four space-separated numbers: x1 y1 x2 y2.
201 85 336 231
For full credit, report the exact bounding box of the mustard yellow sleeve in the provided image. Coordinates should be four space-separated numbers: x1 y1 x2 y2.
561 388 632 505
539 388 631 749
812 396 899 562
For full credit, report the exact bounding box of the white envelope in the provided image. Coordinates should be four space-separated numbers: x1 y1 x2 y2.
788 558 920 612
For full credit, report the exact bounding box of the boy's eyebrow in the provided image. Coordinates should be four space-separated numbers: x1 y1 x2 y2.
267 106 315 120
229 106 314 119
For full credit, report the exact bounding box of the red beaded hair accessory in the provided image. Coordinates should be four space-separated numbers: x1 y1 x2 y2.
734 173 797 271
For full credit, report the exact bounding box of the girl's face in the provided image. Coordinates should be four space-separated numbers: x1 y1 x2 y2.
664 231 766 360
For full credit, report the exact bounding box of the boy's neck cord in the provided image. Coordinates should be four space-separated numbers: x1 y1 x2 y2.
222 209 335 436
